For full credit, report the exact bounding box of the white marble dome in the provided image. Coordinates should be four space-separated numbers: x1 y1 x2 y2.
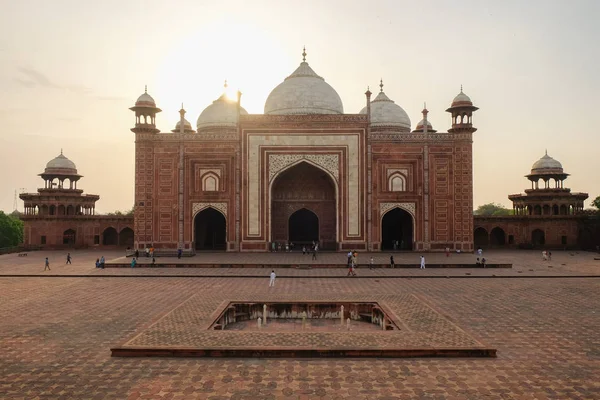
531 151 563 173
360 91 411 129
451 89 472 106
175 118 192 130
45 152 77 173
264 61 343 115
415 118 433 130
135 91 156 107
197 94 248 130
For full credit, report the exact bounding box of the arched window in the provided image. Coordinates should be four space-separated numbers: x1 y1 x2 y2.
201 173 219 192
388 173 406 192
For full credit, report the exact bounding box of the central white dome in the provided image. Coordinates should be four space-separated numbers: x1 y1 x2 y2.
264 60 343 115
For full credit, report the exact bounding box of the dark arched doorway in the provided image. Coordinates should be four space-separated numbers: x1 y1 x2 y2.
63 229 76 246
381 208 413 250
532 229 545 246
194 208 226 250
490 227 506 246
474 227 489 248
102 227 118 245
271 162 336 249
288 208 319 244
119 227 134 246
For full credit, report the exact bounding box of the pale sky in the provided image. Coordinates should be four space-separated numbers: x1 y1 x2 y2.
0 0 598 213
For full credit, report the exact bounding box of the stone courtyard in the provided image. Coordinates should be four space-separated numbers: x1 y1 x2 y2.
1 250 599 399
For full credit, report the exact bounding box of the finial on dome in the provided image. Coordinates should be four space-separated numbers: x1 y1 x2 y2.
224 79 228 89
379 79 384 92
60 148 63 155
302 46 306 62
145 85 147 94
460 84 463 93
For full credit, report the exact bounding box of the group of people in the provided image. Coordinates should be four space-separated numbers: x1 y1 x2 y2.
542 250 552 261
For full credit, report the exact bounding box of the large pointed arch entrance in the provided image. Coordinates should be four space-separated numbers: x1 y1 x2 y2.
271 162 337 249
194 207 226 250
381 208 413 250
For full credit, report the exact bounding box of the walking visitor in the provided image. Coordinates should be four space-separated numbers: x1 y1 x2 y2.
269 270 276 287
44 257 50 271
420 255 426 269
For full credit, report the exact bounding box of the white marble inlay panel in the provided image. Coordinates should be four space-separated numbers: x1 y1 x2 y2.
268 154 339 183
247 133 360 236
380 202 415 218
192 202 227 218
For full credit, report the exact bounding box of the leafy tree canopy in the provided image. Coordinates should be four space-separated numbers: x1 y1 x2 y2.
106 206 134 216
474 203 513 216
0 211 24 248
591 195 600 210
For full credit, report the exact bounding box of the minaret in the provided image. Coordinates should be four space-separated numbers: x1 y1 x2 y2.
130 86 161 134
179 104 185 134
446 85 478 133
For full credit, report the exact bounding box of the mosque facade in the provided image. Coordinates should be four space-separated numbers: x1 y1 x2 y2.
131 51 479 252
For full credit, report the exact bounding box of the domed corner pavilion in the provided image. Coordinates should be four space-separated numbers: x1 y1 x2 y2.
474 151 588 250
130 48 480 253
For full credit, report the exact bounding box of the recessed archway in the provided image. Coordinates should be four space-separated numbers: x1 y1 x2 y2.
474 227 489 248
532 229 545 246
490 227 506 246
381 208 413 250
102 227 118 245
194 207 226 250
63 229 76 246
119 227 134 246
288 208 319 245
271 161 336 250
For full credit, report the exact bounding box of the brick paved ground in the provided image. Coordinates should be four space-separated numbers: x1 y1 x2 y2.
1 250 599 399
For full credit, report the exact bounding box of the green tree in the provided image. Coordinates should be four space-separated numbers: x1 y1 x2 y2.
474 203 512 216
106 206 134 216
591 195 600 210
0 211 24 248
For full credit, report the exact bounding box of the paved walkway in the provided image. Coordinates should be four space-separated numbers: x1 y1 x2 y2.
1 271 599 398
2 249 599 277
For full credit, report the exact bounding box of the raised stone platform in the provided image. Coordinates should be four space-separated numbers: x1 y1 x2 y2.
111 293 496 358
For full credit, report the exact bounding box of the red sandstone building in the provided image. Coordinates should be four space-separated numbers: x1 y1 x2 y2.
131 51 478 252
474 152 592 249
19 152 133 248
19 52 600 252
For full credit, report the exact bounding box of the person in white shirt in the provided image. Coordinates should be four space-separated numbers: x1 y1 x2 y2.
420 255 426 269
269 270 276 287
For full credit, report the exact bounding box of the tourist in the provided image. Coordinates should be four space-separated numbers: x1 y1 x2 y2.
390 255 395 268
150 246 155 258
477 247 483 256
302 246 306 255
95 258 100 268
44 257 50 271
100 256 105 269
131 258 136 268
285 243 289 252
312 246 317 260
445 247 450 257
66 253 71 264
420 255 426 269
135 249 139 259
548 251 552 261
269 270 276 287
152 256 156 266
393 241 397 250
476 257 481 266
542 250 547 261
481 258 486 268
145 247 149 257
370 257 374 270
177 248 182 259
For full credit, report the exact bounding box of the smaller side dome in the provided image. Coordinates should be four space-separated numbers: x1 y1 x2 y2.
43 151 79 176
416 119 432 130
135 86 156 107
172 118 194 133
531 151 563 174
451 86 472 107
46 152 77 171
360 82 411 129
197 94 248 130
